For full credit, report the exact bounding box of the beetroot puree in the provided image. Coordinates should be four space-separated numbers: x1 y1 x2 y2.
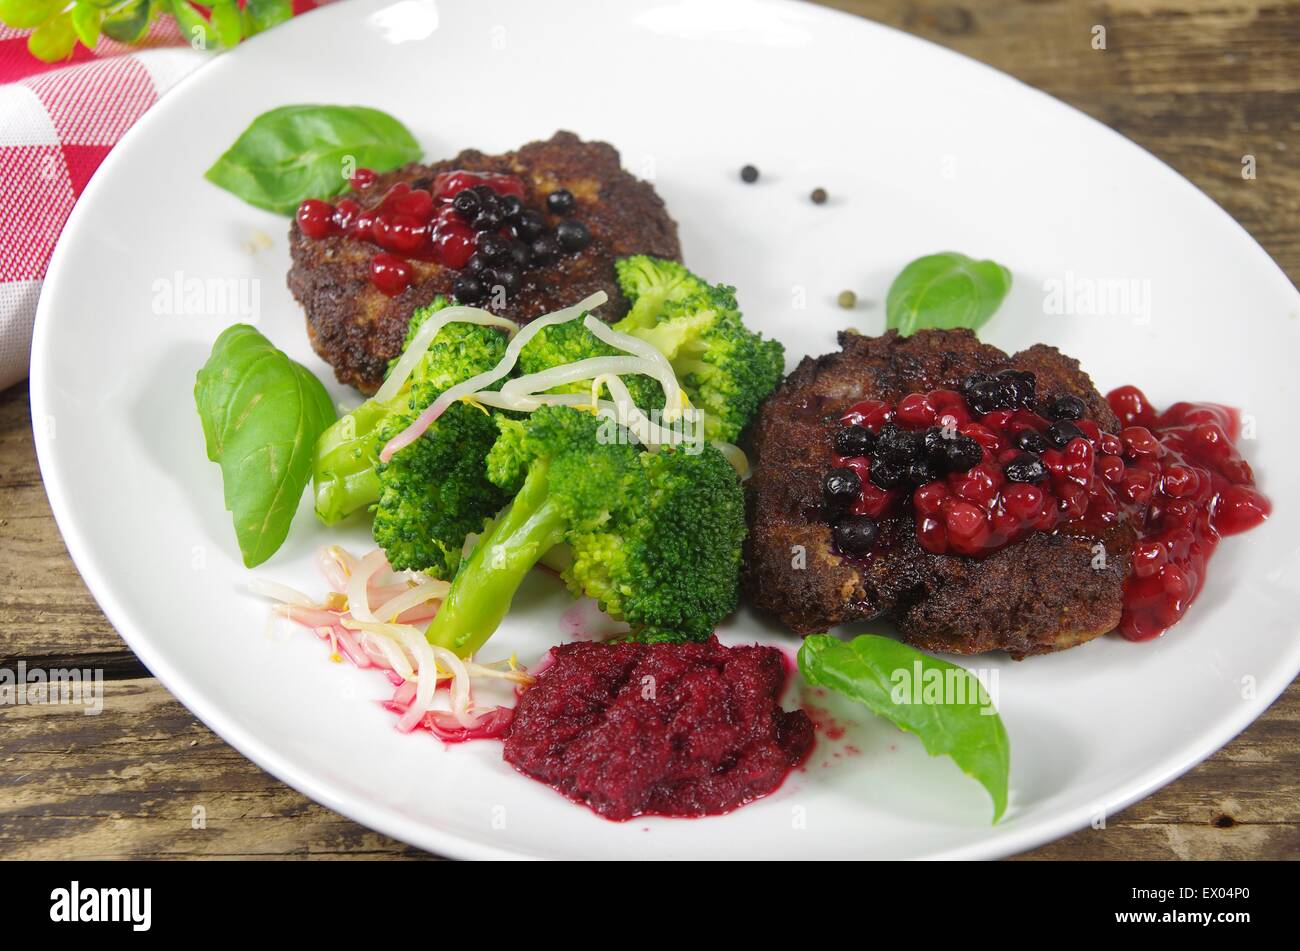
503 637 813 820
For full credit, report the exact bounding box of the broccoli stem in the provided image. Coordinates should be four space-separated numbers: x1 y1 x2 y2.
313 401 390 525
425 460 567 657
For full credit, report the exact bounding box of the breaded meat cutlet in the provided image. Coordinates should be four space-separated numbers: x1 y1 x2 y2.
288 131 681 394
744 329 1134 659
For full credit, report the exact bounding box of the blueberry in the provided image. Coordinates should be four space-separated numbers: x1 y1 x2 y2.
451 274 485 304
1004 451 1047 483
472 184 497 202
514 209 546 241
1044 394 1086 421
488 265 521 295
740 164 760 183
906 458 939 486
943 436 984 473
996 369 1036 407
922 426 948 459
555 218 590 252
869 459 905 490
875 424 919 463
471 207 502 232
1046 420 1085 448
451 189 480 219
833 516 879 555
1014 429 1048 454
966 379 1009 415
834 424 876 457
477 232 511 262
961 372 993 394
822 468 861 513
530 234 560 264
506 239 532 269
546 189 576 215
499 194 523 221
466 252 488 274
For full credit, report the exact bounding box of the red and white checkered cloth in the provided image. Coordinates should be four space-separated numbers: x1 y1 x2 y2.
0 19 204 391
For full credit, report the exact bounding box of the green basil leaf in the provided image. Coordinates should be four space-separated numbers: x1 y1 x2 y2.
101 0 152 43
885 251 1012 336
194 324 337 568
204 104 421 214
798 633 1010 823
243 0 291 34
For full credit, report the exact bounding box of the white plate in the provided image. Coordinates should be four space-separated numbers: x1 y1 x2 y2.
31 0 1300 860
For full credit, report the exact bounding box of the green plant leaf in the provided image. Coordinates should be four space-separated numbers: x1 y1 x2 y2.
243 0 290 34
209 0 241 47
194 324 337 568
0 0 59 29
27 14 77 61
798 633 1010 822
101 0 153 42
204 104 421 214
885 251 1012 336
169 0 211 50
70 2 103 49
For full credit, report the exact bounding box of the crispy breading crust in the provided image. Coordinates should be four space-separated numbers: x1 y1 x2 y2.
287 131 682 393
744 329 1133 658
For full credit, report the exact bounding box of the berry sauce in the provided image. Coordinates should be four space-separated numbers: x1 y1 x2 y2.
504 638 813 821
823 377 1269 643
293 170 589 299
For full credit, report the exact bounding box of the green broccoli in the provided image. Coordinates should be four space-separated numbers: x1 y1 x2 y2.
515 318 666 413
612 255 785 442
370 399 510 577
311 298 511 578
313 298 506 524
424 405 746 656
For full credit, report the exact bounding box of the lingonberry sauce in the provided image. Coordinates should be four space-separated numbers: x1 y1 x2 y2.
293 169 530 297
826 382 1269 642
504 638 813 820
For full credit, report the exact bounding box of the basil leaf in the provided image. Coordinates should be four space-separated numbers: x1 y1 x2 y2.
798 633 1010 823
194 325 337 568
204 104 421 214
885 251 1012 336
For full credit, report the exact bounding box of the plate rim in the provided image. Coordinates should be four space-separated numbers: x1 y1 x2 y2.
28 0 1300 860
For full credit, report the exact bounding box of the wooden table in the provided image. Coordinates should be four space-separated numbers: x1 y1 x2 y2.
2 0 1297 860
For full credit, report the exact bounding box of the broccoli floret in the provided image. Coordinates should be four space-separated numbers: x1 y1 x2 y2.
370 399 509 577
516 318 666 413
311 297 509 576
612 262 785 442
614 255 708 330
565 443 745 642
425 405 745 656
